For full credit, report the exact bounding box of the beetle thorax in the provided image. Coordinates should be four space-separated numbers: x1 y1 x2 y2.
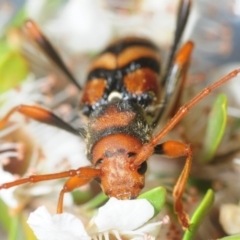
86 100 153 159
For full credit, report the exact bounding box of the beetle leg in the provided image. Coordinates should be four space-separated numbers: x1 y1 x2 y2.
0 104 85 136
0 167 100 189
143 69 240 150
154 140 192 230
0 166 100 213
57 168 100 213
133 68 240 229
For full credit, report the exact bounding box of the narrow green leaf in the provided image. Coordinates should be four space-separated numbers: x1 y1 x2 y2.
218 235 240 240
138 187 166 216
200 94 227 163
183 189 214 240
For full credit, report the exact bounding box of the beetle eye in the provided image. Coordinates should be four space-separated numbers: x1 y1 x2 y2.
127 152 136 158
95 158 103 166
137 161 147 175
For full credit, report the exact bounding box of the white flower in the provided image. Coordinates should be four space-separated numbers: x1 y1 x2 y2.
0 167 18 208
92 197 169 240
27 198 169 240
219 203 240 235
27 206 91 240
95 197 154 231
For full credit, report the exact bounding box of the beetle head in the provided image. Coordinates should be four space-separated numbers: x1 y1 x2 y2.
92 134 147 199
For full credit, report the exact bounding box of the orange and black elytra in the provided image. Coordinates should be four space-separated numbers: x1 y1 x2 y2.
0 0 239 230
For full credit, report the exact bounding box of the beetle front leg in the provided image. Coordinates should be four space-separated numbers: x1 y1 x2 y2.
57 168 99 213
0 166 100 214
0 167 100 190
154 140 192 230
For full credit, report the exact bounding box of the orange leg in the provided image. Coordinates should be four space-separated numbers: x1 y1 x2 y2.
152 68 240 146
57 171 97 213
0 166 100 213
135 68 240 167
155 140 192 230
24 20 82 90
132 68 240 230
0 104 85 136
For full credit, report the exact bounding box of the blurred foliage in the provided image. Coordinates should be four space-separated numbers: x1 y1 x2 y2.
188 178 212 194
0 198 11 233
72 188 94 205
0 6 29 94
0 42 29 93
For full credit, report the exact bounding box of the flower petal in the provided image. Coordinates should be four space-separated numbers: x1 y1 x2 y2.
132 215 169 237
94 197 154 232
219 203 240 235
0 168 18 208
27 206 91 240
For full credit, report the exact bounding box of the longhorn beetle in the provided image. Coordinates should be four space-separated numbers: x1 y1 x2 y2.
0 0 239 230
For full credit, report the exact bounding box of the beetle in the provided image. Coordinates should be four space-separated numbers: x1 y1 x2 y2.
0 0 239 230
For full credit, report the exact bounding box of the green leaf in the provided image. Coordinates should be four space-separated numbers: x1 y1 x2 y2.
183 189 214 240
200 94 227 163
0 198 12 233
0 50 29 93
138 187 166 216
218 235 240 240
